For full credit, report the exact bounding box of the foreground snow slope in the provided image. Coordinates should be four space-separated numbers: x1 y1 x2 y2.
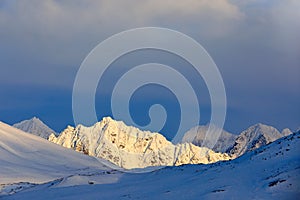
4 130 300 199
0 121 109 185
13 117 56 139
49 117 230 169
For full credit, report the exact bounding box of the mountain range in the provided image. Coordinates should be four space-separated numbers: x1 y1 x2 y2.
183 123 292 158
1 120 299 199
48 117 230 170
12 117 293 169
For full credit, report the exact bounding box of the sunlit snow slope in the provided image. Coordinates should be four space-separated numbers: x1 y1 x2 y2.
49 117 230 169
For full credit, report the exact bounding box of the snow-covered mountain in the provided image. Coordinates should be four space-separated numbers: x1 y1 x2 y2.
49 117 231 169
182 125 237 152
226 123 291 158
13 117 56 139
2 124 299 199
281 128 292 136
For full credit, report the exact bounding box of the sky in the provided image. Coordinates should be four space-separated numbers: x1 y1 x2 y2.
0 0 299 137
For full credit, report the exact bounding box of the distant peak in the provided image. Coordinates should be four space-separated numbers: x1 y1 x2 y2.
74 116 116 130
245 123 280 135
67 125 74 129
13 117 56 139
31 116 41 122
281 128 292 136
101 116 114 123
282 128 291 132
253 123 264 127
250 123 271 130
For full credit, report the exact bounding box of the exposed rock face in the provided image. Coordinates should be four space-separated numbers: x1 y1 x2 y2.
49 117 230 169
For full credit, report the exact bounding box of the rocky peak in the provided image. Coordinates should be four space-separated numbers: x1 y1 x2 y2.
49 117 231 169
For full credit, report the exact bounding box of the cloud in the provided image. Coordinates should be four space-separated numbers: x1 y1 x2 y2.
0 0 244 87
1 0 244 37
0 0 299 132
0 0 298 95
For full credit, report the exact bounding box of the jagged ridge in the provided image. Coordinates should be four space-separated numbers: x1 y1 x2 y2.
49 117 230 169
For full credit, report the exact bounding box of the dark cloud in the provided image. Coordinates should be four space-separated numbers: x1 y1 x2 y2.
0 0 299 133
